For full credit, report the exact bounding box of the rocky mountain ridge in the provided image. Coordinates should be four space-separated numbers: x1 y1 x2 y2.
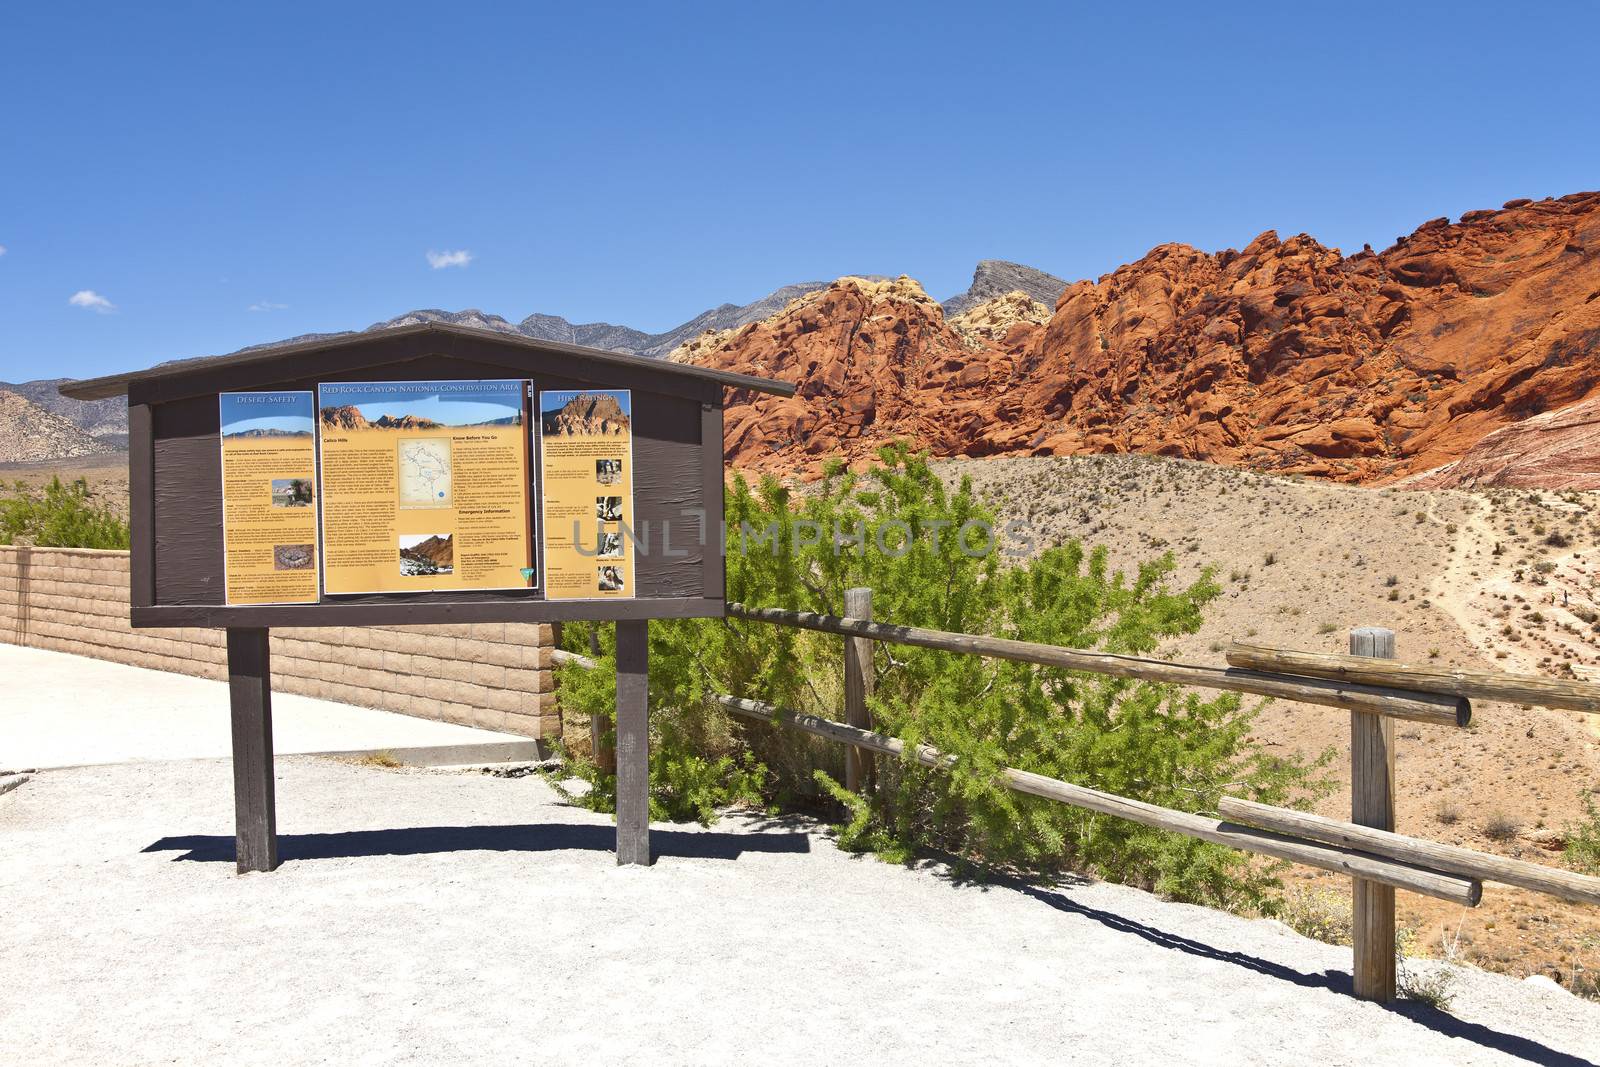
12 259 1051 460
0 378 127 442
941 259 1068 316
685 191 1600 484
0 391 118 463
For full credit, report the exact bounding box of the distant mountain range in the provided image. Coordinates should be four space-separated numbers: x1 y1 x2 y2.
5 260 1065 464
222 428 313 439
253 262 1065 359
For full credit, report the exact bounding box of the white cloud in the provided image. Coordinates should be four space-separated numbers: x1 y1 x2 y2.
249 301 289 312
426 249 473 270
0 244 7 257
69 289 115 312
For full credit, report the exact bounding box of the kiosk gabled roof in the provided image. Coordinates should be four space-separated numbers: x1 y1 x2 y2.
58 321 796 402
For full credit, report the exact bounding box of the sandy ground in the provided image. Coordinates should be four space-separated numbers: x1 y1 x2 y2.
0 645 539 769
3 757 1598 1066
0 452 129 519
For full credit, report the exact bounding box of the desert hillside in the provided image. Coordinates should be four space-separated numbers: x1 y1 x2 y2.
691 192 1600 486
935 453 1600 988
0 392 117 464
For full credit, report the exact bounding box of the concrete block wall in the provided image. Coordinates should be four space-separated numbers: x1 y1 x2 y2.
0 545 560 739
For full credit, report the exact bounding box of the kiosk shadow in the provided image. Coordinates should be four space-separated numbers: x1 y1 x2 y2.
144 822 810 863
1019 884 1596 1067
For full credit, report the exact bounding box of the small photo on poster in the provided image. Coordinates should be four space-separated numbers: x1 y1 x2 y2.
271 478 314 508
541 392 631 438
599 565 626 592
273 544 315 571
399 533 454 576
597 496 624 521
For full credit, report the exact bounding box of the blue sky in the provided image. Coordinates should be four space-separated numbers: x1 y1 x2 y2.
319 380 522 425
3 2 1598 382
218 391 313 435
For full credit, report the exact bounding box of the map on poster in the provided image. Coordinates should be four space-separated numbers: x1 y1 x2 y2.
316 379 534 595
398 439 453 507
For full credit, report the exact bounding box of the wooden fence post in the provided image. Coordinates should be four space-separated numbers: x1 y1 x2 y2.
1349 626 1397 1002
614 619 651 866
843 587 875 794
227 627 278 874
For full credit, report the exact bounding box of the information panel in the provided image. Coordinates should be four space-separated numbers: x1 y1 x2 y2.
316 380 534 595
219 391 319 605
538 389 636 599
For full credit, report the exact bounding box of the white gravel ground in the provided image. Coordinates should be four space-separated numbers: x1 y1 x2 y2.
2 757 1597 1066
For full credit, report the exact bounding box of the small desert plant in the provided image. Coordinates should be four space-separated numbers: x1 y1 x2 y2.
1397 926 1459 1012
1434 799 1462 826
1483 812 1522 842
1278 887 1352 945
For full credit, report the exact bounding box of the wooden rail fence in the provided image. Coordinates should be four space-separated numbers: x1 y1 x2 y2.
718 594 1600 1003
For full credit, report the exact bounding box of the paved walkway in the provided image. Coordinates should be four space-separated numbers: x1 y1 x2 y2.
2 757 1597 1065
0 644 539 769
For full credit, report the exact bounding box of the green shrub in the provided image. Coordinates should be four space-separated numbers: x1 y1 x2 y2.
556 445 1333 912
1567 792 1600 875
0 477 129 549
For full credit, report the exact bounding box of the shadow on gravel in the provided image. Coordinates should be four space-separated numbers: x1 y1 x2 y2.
143 823 811 863
1025 885 1595 1067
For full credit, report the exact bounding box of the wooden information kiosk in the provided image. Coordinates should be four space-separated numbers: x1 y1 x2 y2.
60 323 792 871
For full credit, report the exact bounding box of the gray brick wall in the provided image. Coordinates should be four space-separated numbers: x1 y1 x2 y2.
0 546 559 739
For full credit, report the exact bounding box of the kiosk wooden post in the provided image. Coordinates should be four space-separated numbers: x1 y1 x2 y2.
227 627 278 873
615 619 651 865
1349 626 1397 1002
58 323 791 872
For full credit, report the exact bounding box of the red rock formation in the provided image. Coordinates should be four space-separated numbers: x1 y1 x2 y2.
692 192 1600 483
319 404 370 430
542 393 631 436
1401 395 1600 490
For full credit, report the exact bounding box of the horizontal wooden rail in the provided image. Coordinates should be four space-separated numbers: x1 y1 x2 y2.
727 604 1470 727
1218 796 1600 907
1227 643 1600 715
715 695 1482 907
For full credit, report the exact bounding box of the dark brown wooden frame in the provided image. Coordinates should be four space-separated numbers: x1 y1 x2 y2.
78 323 792 629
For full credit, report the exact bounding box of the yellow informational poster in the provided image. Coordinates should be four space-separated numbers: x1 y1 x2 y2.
218 391 320 605
538 389 635 599
317 380 534 595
